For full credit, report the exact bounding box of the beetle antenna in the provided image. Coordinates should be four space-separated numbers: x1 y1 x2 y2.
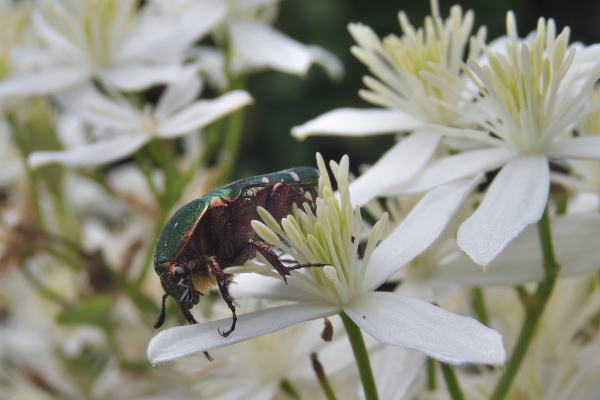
154 293 169 329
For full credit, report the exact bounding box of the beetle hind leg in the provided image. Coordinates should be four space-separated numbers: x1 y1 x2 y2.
210 256 237 337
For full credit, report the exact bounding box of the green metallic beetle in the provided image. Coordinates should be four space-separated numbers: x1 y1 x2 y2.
153 167 320 337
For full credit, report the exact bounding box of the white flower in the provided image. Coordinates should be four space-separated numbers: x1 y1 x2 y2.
147 155 505 366
291 0 485 206
27 67 253 168
438 276 600 400
211 0 343 78
177 316 337 400
390 13 600 266
0 0 226 97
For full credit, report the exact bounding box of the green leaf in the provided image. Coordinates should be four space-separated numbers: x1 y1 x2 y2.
57 296 113 327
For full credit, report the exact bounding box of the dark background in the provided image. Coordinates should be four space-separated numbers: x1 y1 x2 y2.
236 0 600 177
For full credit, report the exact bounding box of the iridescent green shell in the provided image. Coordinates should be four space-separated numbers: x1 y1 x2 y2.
154 167 319 265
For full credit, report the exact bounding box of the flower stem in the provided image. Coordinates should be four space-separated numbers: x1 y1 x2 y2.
216 74 247 187
491 205 561 400
426 358 437 390
472 287 489 326
440 363 465 400
311 352 338 400
340 312 379 400
279 379 301 400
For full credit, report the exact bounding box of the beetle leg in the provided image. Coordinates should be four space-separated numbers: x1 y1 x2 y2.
154 293 169 329
174 301 213 361
210 256 237 337
176 300 199 325
242 239 327 282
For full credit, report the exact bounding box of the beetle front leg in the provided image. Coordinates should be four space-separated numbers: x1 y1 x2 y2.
241 239 327 282
210 256 237 337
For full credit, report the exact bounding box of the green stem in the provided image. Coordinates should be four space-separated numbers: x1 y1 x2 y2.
340 312 379 400
440 363 465 400
491 206 561 400
280 379 301 400
311 352 337 400
472 287 489 326
426 358 437 390
9 115 45 229
216 74 247 187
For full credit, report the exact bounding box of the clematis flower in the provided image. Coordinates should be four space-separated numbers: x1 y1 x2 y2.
291 0 486 206
0 0 226 97
147 154 505 366
440 276 600 400
551 86 600 194
27 67 253 168
390 14 600 266
209 0 343 78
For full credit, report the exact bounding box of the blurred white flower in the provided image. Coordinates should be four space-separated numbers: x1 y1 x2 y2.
292 0 485 206
175 316 335 400
27 67 253 168
147 155 505 367
212 0 343 78
0 0 226 97
0 118 24 185
437 276 600 400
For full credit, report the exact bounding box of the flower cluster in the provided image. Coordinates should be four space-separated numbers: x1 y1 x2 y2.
2 0 600 399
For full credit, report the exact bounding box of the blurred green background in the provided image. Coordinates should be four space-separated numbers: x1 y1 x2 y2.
236 0 600 177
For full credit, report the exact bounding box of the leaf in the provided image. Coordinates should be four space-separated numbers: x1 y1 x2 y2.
57 296 113 327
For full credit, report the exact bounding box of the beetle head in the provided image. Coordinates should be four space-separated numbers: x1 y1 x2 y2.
154 262 200 328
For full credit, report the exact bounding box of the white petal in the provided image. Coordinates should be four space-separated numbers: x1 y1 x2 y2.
458 154 549 266
228 18 312 75
154 67 203 120
32 11 82 60
370 345 427 400
306 45 344 81
0 67 90 97
364 176 481 291
147 302 339 364
441 213 600 285
116 0 226 62
56 84 140 130
546 136 600 159
344 292 506 365
387 147 516 195
291 108 423 139
349 130 441 206
158 90 253 137
28 136 148 168
211 382 278 400
229 273 316 302
100 64 180 91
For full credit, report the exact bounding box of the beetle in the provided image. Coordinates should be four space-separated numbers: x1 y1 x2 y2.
153 167 320 337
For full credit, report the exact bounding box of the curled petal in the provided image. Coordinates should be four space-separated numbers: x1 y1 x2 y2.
228 18 312 75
